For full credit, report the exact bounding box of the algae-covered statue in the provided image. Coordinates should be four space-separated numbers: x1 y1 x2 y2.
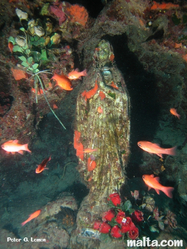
71 39 130 247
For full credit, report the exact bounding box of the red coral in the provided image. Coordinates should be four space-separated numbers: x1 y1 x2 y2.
150 1 179 10
74 130 84 160
99 91 106 100
11 68 28 81
87 157 96 171
66 4 88 27
81 81 98 101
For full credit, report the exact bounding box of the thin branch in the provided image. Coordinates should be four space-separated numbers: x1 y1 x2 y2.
36 74 66 130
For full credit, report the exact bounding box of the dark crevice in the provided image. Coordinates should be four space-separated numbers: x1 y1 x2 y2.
102 34 161 178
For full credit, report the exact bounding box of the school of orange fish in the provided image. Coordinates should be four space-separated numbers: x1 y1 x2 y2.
0 68 180 226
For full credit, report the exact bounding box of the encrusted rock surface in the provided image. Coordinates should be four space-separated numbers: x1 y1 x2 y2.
71 39 130 247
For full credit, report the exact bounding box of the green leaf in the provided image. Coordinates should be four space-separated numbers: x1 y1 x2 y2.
25 49 31 55
122 200 132 212
100 233 111 242
8 36 15 45
107 200 116 208
32 63 39 70
20 27 25 32
27 57 33 64
40 49 48 61
128 208 135 214
108 218 118 227
18 56 27 62
30 36 45 46
13 45 23 53
33 68 39 74
27 67 33 72
21 61 29 68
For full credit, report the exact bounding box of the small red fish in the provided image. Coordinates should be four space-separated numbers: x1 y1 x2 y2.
1 140 31 154
142 174 174 198
137 141 176 158
68 69 87 80
83 148 98 153
170 108 180 119
35 156 51 174
21 209 41 226
51 73 73 91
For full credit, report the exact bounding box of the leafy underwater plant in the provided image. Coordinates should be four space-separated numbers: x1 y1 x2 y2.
8 27 66 129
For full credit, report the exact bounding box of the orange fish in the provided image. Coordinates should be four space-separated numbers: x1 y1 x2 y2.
8 42 14 53
68 69 87 80
21 209 41 226
87 157 96 171
51 73 73 91
81 81 98 101
142 174 174 198
1 140 31 154
170 108 180 119
83 148 98 153
97 106 103 113
137 141 176 158
35 156 51 174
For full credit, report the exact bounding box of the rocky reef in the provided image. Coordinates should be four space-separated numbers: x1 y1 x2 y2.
1 0 187 248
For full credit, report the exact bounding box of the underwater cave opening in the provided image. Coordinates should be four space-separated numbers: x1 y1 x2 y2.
66 182 89 206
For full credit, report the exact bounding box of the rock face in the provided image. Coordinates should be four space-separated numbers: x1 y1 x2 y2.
71 39 130 247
